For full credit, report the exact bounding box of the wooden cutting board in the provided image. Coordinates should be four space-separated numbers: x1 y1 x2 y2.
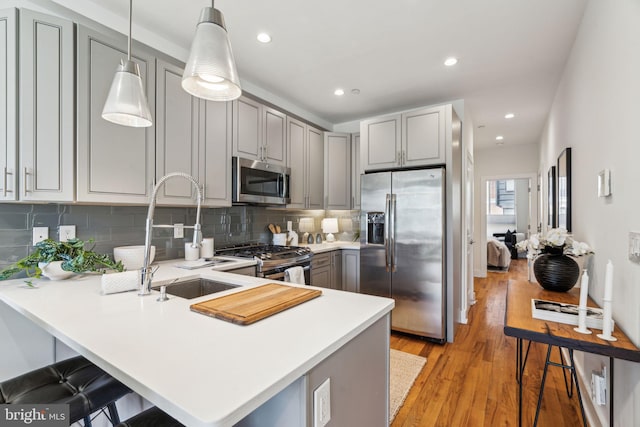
190 283 322 325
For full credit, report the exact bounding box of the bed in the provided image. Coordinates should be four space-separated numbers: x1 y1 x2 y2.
487 238 512 269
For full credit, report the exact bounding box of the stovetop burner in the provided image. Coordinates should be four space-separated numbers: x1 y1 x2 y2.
216 243 313 272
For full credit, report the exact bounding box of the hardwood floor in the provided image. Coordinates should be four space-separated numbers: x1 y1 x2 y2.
390 259 584 427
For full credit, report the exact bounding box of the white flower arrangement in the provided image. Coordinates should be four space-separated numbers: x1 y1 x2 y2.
515 228 594 259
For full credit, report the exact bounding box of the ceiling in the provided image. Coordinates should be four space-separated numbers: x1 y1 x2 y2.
53 0 588 149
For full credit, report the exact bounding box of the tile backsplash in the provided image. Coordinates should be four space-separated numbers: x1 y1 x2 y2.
0 203 359 273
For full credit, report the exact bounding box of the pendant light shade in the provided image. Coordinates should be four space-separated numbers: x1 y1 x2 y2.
182 5 242 101
102 0 152 127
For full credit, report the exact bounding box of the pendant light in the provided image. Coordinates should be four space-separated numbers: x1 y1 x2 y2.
182 0 242 101
102 0 153 127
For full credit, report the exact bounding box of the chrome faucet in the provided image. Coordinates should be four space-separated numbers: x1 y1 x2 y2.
139 172 203 296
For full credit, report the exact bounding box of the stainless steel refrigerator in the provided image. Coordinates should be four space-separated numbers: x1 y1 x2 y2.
360 168 446 341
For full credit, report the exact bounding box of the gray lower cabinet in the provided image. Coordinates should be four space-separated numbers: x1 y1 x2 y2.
155 59 200 205
18 9 74 202
311 251 342 290
324 132 351 210
76 25 156 203
287 117 324 209
0 8 17 201
342 250 360 293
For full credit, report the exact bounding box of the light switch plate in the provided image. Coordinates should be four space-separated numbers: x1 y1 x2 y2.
32 227 48 245
59 225 76 242
629 232 640 263
174 223 184 239
314 378 331 427
598 169 611 197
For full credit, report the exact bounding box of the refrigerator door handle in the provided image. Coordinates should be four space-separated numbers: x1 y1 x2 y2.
385 193 391 272
390 193 397 272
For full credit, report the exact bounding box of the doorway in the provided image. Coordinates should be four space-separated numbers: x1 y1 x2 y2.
478 173 537 277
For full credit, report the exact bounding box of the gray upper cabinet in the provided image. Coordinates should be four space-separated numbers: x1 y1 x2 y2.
351 133 361 209
263 106 286 166
402 105 446 167
360 113 401 171
19 9 74 202
199 99 233 207
76 25 155 204
0 9 16 201
324 132 351 210
361 105 446 171
287 117 324 209
233 96 286 167
233 96 262 160
155 59 200 206
307 126 324 209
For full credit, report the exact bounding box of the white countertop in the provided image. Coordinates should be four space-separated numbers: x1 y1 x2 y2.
0 261 391 427
302 241 360 253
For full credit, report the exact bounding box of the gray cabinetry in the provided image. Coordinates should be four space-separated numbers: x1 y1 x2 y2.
311 250 342 290
233 96 287 167
199 99 233 207
342 250 360 293
361 113 401 171
155 59 199 205
19 9 74 202
361 105 446 171
263 106 286 166
402 105 446 167
351 133 361 209
0 9 16 201
286 117 324 209
77 25 156 203
324 132 351 210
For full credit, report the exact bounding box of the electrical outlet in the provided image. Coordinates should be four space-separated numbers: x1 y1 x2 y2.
314 378 331 427
591 368 607 406
59 225 76 242
174 223 184 239
32 227 49 245
629 232 640 263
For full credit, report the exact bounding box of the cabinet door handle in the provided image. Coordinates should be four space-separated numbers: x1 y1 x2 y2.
402 151 406 165
264 145 268 160
2 167 6 197
201 183 206 200
23 167 29 196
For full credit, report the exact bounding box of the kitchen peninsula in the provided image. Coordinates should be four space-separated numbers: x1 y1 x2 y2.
0 265 393 427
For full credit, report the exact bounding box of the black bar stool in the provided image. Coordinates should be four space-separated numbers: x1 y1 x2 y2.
0 355 131 426
116 406 183 427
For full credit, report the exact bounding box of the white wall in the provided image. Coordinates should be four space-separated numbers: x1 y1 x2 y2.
473 143 539 276
537 1 640 425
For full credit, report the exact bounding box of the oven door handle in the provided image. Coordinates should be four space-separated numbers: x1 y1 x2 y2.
263 264 311 280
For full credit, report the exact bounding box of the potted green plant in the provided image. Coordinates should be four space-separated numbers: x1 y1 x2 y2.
0 238 124 283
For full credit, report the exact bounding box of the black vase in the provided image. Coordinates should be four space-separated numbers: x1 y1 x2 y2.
533 251 580 292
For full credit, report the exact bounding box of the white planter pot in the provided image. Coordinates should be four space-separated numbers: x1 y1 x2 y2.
38 261 74 280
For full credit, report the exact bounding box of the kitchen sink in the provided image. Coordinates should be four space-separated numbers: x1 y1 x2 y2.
152 278 239 299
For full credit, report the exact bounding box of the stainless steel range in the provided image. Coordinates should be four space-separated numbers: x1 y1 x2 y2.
216 243 313 283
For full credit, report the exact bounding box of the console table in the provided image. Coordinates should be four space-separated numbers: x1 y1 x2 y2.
504 279 640 426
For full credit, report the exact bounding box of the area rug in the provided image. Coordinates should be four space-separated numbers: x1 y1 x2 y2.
389 349 427 423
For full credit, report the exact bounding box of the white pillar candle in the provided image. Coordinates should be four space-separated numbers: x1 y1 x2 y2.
574 270 591 334
578 270 589 308
603 260 614 301
200 238 214 259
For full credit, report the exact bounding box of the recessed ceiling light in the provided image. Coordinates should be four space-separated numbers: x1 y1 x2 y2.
496 141 505 146
496 136 504 141
351 89 361 95
505 113 515 119
477 124 485 129
334 89 345 96
444 57 458 66
257 33 272 43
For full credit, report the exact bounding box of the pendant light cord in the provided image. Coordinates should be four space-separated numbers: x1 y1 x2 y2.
127 0 132 61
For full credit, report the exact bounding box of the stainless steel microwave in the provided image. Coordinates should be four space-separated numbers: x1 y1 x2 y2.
232 157 290 205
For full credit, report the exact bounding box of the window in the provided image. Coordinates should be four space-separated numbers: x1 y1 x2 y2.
487 180 515 215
